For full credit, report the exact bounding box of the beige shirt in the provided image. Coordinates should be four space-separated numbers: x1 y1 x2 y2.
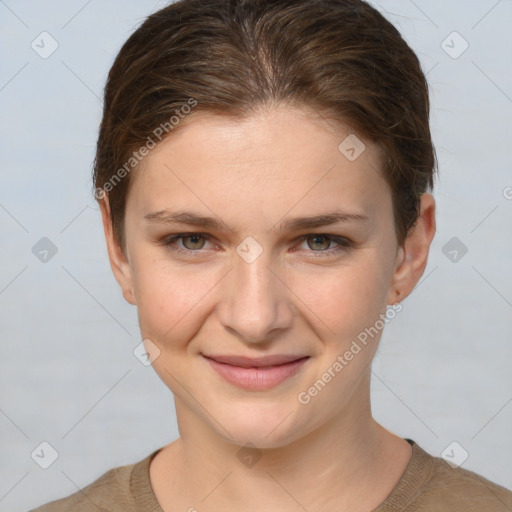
30 439 512 511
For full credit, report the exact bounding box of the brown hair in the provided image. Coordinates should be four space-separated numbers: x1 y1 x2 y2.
93 0 437 253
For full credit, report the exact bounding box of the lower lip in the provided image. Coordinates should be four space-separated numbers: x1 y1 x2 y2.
204 356 310 390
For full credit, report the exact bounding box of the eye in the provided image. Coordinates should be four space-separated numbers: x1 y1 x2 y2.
159 233 212 255
296 234 353 256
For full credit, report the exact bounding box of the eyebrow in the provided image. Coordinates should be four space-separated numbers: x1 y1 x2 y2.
144 209 369 233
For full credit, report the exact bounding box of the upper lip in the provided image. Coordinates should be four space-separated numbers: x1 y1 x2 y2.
202 354 309 368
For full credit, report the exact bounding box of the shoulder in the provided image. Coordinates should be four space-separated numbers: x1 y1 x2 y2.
393 440 512 511
28 450 160 512
422 455 512 509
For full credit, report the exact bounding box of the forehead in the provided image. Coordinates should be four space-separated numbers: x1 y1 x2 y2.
126 106 390 227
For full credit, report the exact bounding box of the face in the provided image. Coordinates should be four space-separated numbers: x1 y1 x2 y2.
102 105 434 449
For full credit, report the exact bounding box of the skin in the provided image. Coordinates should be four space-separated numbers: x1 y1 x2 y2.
100 105 436 511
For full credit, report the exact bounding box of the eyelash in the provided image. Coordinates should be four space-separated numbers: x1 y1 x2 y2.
158 233 353 257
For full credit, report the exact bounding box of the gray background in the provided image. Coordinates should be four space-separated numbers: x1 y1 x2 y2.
1 0 511 510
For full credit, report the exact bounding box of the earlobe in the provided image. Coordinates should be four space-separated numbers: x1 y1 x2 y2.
99 196 137 306
387 193 436 305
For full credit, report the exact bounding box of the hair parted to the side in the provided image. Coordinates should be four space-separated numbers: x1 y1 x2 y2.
93 0 438 254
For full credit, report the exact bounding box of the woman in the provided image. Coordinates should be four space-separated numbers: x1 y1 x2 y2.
31 0 512 510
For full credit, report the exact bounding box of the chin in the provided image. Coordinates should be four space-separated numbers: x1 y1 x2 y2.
214 401 307 449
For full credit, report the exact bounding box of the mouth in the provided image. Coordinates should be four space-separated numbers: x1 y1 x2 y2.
202 354 310 390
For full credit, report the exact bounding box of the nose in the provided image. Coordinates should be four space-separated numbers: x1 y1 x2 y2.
217 249 294 344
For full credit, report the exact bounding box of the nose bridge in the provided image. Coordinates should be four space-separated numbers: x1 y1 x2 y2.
220 247 291 342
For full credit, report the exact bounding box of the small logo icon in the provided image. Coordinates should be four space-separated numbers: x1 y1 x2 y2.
503 186 512 200
441 441 469 468
442 236 468 263
31 31 59 59
441 31 469 59
236 236 263 264
32 237 58 263
236 443 263 468
338 134 366 161
133 339 161 366
31 441 59 469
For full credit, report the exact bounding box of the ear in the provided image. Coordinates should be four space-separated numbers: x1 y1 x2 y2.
99 195 137 305
387 193 436 305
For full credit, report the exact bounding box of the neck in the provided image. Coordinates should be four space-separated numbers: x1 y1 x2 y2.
150 372 412 512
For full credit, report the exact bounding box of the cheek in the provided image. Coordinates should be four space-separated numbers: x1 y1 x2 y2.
288 258 389 341
131 255 223 344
